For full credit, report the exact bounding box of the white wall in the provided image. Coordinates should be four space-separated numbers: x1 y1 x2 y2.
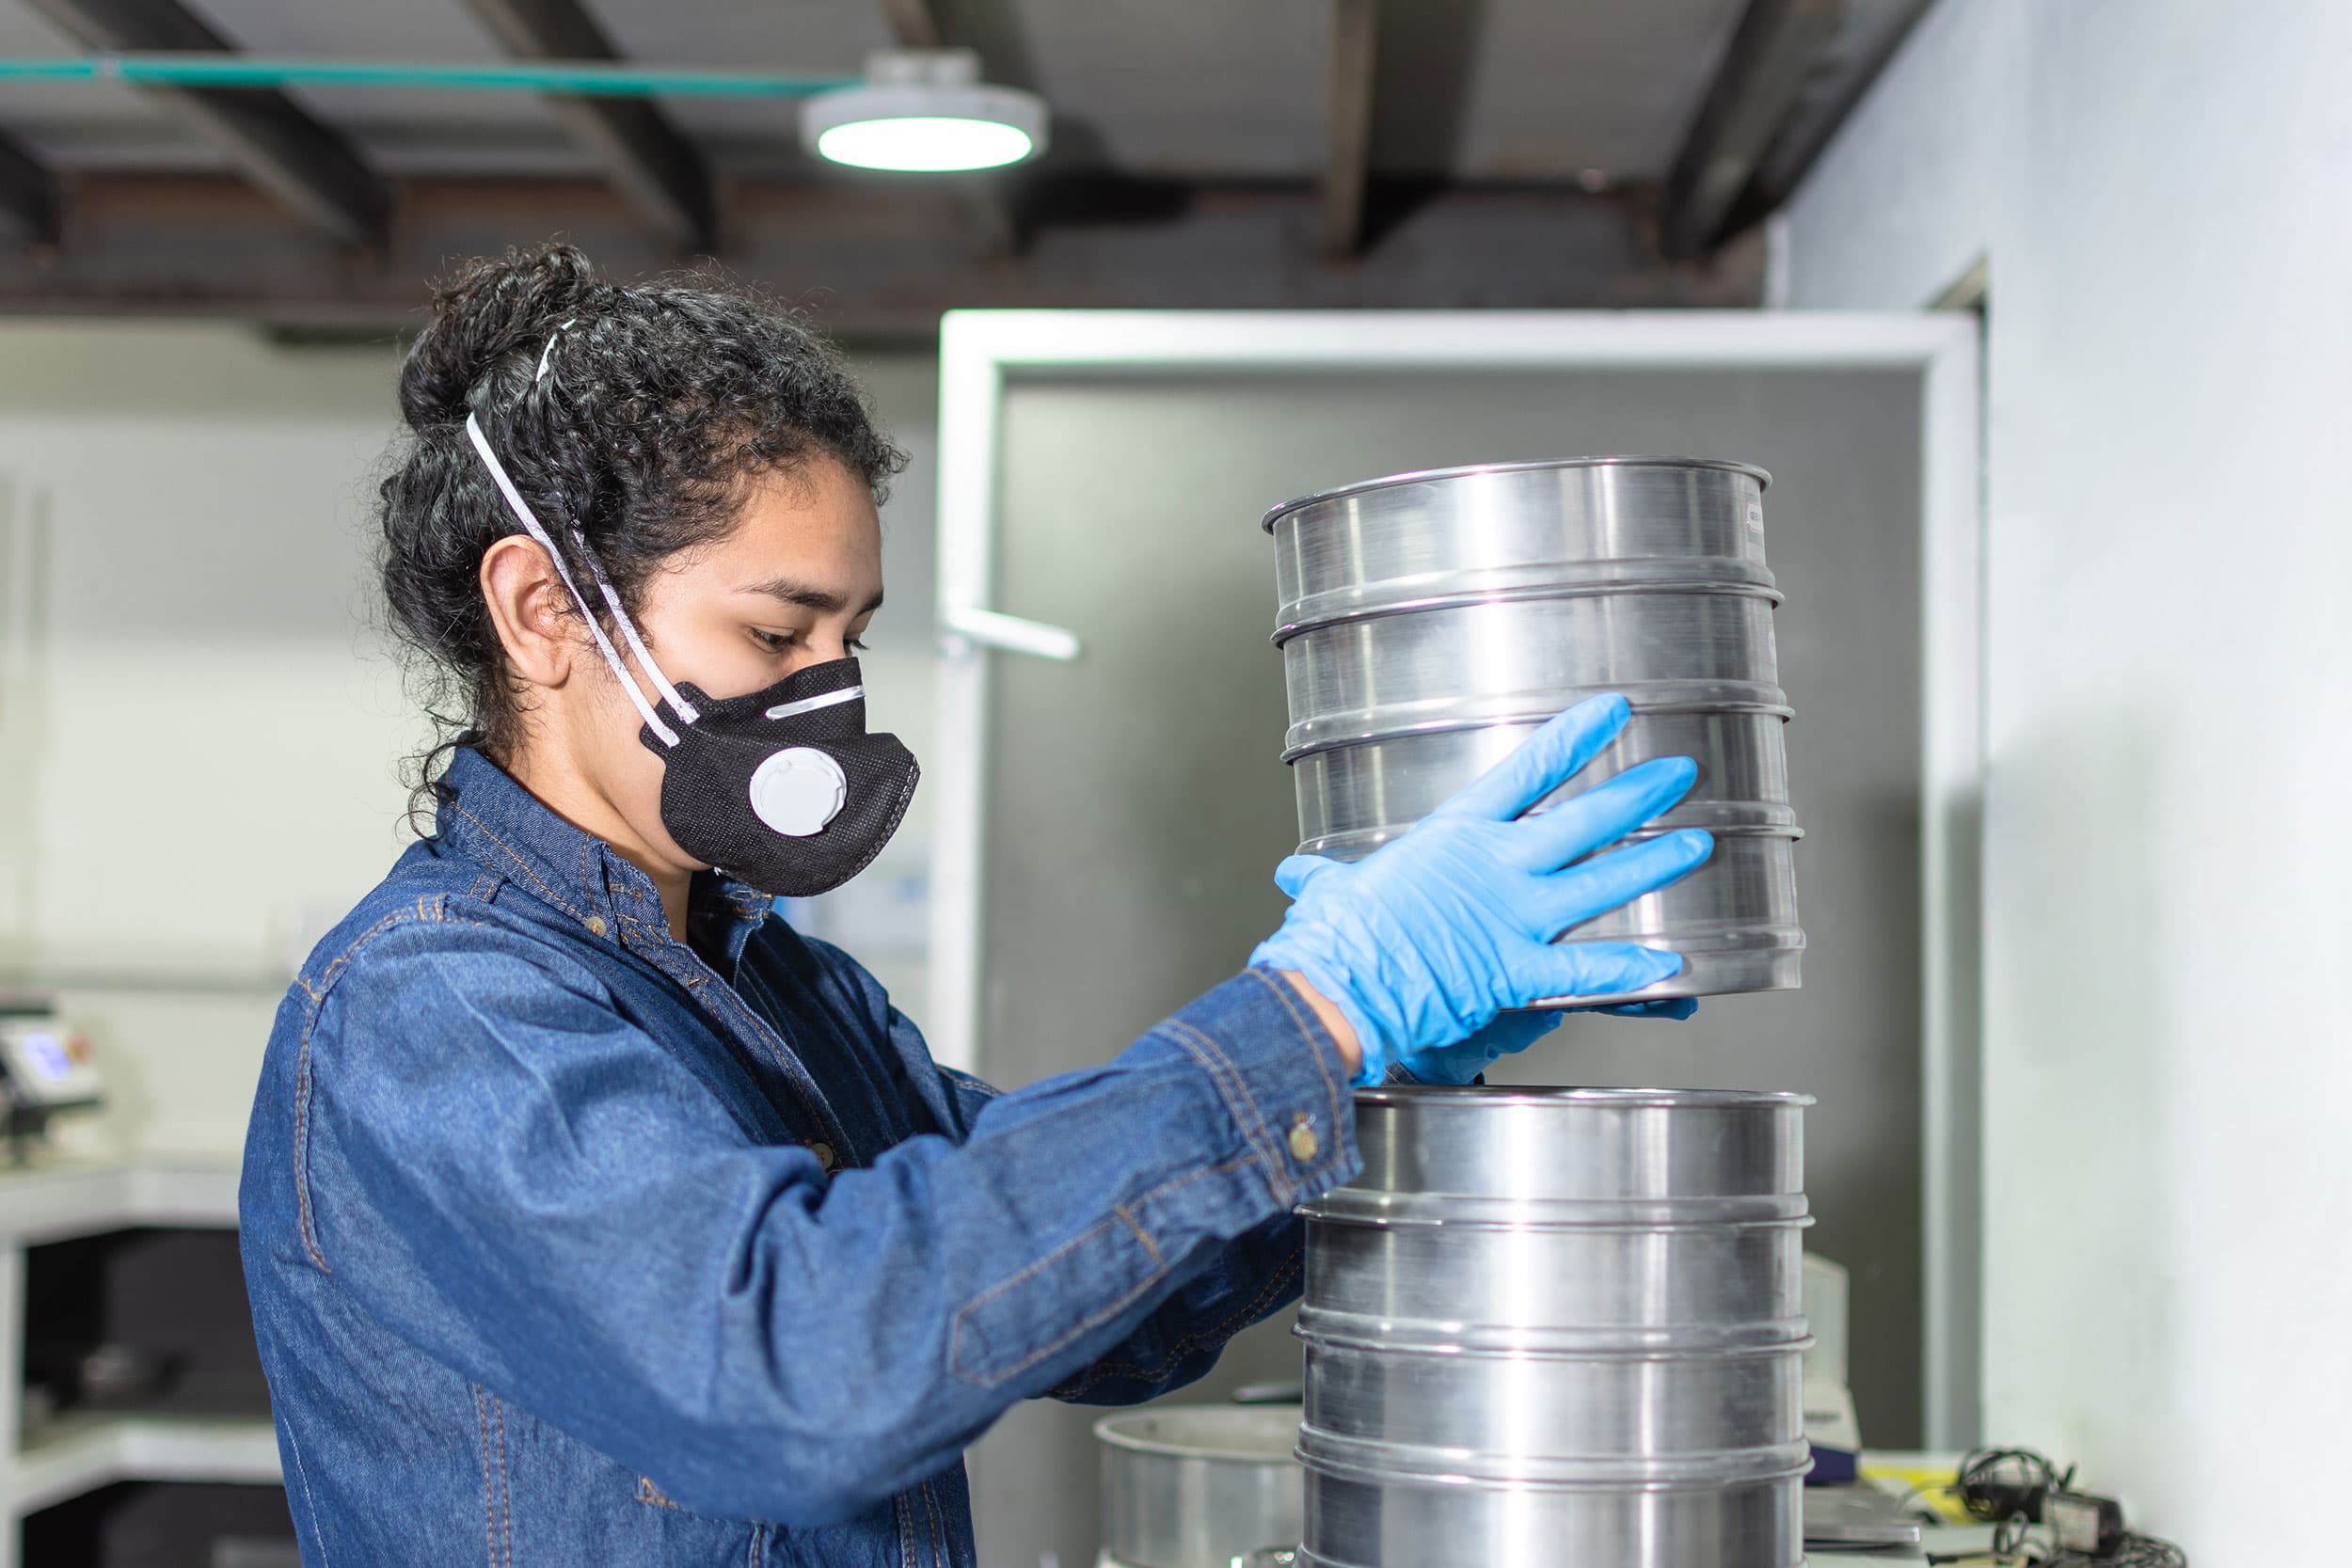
0 321 939 1158
1784 0 2352 1556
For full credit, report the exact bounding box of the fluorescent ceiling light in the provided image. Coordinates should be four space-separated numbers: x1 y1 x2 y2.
802 49 1047 173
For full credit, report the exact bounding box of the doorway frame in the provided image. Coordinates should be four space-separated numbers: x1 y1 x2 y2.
927 309 1984 1447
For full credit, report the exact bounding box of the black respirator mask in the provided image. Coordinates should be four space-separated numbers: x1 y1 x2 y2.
462 329 918 898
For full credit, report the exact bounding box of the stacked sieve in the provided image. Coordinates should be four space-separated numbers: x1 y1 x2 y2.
1262 458 1815 1567
1263 455 1804 1006
1294 1088 1814 1568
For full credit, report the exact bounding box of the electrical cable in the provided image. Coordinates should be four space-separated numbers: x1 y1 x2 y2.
1957 1446 2074 1523
1936 1446 2187 1566
2042 1535 2188 1568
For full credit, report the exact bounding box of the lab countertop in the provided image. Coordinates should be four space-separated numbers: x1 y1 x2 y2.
0 1152 242 1243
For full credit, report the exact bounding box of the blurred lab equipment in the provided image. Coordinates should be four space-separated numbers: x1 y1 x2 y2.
1264 456 1804 1008
1094 1404 1303 1568
1804 1251 1865 1481
0 994 103 1162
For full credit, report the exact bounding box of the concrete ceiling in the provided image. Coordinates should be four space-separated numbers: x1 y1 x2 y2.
0 0 1751 182
0 0 1931 328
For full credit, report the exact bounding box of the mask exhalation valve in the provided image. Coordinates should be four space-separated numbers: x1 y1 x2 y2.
748 747 850 837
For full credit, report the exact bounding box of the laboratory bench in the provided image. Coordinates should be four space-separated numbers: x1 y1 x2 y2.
0 1156 282 1568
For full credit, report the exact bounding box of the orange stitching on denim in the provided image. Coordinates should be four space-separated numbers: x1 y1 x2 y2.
1250 968 1349 1169
291 899 598 1274
451 804 588 922
955 1159 1237 1317
494 1394 512 1568
474 1386 496 1568
749 1522 765 1568
292 903 427 1272
1050 1246 1305 1395
957 1212 1120 1323
1161 1017 1284 1180
921 1480 946 1567
1155 1020 1288 1205
953 1243 1173 1387
895 1493 916 1568
947 1158 1248 1387
635 1477 678 1509
1114 1204 1163 1268
692 963 842 1148
592 917 849 1193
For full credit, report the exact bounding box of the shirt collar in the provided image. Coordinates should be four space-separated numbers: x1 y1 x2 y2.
434 746 773 959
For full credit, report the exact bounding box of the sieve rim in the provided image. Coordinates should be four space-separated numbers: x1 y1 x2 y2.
1262 455 1774 533
1352 1085 1815 1109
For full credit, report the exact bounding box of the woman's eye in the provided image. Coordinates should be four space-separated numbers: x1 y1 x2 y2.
848 637 870 653
752 628 798 652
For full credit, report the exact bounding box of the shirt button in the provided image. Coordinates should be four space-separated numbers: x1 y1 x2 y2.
585 915 609 938
809 1142 836 1171
1287 1116 1320 1163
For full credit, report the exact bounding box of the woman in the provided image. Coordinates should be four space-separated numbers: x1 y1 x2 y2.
238 245 1714 1566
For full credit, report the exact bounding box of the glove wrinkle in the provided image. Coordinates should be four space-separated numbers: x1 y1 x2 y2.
1252 695 1715 1086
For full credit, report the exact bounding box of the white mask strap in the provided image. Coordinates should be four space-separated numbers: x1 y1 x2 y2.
764 685 863 721
464 407 680 747
570 526 700 725
534 320 573 381
527 324 699 724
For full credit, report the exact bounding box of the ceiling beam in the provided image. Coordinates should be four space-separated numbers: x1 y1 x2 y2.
22 0 386 244
1659 0 1846 260
456 0 716 252
0 131 61 244
1720 0 1935 242
1318 0 1380 258
0 174 1762 338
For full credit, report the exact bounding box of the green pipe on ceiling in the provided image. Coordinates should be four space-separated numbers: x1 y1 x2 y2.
0 54 856 98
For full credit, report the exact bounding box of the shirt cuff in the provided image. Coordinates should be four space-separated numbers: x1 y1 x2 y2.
1152 966 1362 1210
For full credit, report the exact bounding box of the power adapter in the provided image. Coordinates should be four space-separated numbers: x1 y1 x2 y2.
2048 1489 2127 1557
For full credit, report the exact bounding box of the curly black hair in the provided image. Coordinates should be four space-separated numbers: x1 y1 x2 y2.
376 244 905 828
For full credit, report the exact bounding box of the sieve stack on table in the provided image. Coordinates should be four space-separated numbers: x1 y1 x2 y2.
1295 1087 1814 1568
1263 458 1814 1568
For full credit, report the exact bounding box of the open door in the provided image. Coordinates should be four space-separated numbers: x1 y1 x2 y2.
927 309 1981 1568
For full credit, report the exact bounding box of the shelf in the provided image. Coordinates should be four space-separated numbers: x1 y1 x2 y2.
8 1411 279 1513
0 1157 241 1245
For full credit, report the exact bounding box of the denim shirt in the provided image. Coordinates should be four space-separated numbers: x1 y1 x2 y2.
239 748 1360 1567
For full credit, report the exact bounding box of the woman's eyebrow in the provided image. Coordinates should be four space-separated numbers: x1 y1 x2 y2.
736 577 885 615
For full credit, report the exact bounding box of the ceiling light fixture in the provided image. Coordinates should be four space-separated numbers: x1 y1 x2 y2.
801 49 1047 173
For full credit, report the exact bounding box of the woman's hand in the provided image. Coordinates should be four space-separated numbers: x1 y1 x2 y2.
1253 693 1711 1086
1278 969 1365 1074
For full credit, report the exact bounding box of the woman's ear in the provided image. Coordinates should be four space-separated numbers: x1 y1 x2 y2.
480 535 580 691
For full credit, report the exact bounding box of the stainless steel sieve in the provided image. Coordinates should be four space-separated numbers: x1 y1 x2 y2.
1263 456 1804 1006
1096 1405 1306 1568
1294 1086 1814 1568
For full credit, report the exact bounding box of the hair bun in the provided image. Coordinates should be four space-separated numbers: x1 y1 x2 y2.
399 244 599 429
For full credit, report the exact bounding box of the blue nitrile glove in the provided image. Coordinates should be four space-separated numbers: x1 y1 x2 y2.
1585 996 1699 1021
1388 1009 1565 1085
1391 993 1699 1086
1252 693 1715 1085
